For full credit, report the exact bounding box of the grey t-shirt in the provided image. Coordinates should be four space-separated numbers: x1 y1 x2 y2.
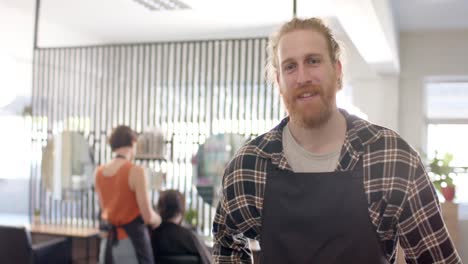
282 124 341 172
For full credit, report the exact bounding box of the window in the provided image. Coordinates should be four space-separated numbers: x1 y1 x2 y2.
426 81 468 203
427 124 468 168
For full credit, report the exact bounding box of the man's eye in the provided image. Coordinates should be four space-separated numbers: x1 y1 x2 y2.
308 57 320 64
284 64 296 72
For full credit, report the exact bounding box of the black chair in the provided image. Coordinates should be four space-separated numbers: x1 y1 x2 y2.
157 255 201 264
0 225 72 264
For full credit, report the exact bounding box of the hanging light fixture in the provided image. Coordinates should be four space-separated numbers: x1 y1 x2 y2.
132 0 190 11
293 0 297 18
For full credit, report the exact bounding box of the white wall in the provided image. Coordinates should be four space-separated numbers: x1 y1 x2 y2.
0 0 102 215
338 30 400 132
0 3 35 100
351 76 399 130
399 30 468 153
0 1 104 101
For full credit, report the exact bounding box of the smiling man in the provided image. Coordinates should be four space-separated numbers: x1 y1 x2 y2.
212 17 461 264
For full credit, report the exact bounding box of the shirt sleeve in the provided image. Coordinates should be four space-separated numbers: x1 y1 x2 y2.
397 154 461 264
212 190 253 264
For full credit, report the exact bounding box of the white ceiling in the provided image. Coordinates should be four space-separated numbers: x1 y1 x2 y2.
392 0 468 31
3 0 468 46
1 0 400 75
2 0 466 46
36 0 336 45
2 0 467 80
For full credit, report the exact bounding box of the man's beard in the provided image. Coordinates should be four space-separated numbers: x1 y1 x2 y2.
281 84 337 129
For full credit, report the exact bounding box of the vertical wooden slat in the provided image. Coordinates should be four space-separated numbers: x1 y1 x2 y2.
48 49 59 223
92 47 100 165
136 45 143 132
259 39 264 134
65 48 72 130
108 47 116 130
106 47 114 162
172 43 180 191
148 44 155 128
224 41 231 132
181 42 189 196
203 41 209 136
30 48 39 221
216 41 223 133
130 46 137 130
157 44 164 129
45 48 52 132
198 42 204 137
208 41 215 136
250 39 256 136
84 47 91 134
168 43 176 181
188 43 196 209
178 42 186 194
142 44 149 131
162 43 169 139
98 47 105 164
73 48 80 130
112 46 120 126
49 49 57 133
40 49 51 213
76 48 83 131
121 46 128 126
241 40 248 135
234 40 241 133
98 47 107 222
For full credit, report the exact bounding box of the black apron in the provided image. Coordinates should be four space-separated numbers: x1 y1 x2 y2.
103 215 154 264
259 161 388 264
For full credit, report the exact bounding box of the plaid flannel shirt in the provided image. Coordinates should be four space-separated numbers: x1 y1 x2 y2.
212 109 461 264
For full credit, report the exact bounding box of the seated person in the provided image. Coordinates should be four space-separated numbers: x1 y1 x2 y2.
150 190 212 264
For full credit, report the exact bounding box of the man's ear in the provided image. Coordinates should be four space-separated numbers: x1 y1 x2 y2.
335 60 343 90
335 60 342 78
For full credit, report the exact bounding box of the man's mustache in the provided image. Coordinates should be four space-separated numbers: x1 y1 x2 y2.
296 84 323 96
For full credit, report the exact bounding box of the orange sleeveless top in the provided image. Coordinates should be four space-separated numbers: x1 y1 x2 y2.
95 161 141 240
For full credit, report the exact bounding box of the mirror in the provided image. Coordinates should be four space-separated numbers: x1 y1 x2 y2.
41 131 94 200
136 129 166 159
192 133 246 206
135 128 167 191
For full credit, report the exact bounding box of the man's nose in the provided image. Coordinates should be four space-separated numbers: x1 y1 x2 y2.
296 65 313 86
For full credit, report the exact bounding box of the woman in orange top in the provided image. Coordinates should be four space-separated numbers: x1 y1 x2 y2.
95 125 161 264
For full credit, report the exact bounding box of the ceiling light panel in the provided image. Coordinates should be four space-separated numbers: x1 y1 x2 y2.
132 0 190 11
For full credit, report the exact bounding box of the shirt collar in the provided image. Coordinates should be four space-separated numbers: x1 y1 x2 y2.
253 108 379 171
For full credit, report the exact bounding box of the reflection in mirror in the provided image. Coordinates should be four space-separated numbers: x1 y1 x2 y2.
41 131 94 200
136 129 166 159
192 134 246 206
135 128 167 190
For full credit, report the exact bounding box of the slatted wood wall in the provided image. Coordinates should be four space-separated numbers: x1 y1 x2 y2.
30 38 286 235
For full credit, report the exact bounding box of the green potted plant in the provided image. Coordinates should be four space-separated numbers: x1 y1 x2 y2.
429 152 456 202
33 209 41 225
184 208 198 230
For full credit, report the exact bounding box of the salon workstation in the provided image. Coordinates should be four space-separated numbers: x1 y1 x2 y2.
1 0 468 263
